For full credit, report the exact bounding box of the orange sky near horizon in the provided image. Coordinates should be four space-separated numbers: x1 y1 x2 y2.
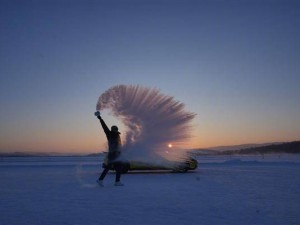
1 111 299 154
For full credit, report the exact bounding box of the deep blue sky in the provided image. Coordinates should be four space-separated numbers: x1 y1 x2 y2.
1 0 299 153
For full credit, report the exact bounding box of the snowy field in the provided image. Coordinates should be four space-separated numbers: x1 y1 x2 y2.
1 155 300 225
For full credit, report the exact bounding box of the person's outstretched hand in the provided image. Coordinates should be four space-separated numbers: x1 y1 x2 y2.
94 111 101 119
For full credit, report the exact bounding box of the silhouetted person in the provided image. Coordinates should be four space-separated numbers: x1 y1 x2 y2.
94 111 123 186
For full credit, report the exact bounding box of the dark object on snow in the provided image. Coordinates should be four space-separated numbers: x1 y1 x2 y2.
102 156 198 174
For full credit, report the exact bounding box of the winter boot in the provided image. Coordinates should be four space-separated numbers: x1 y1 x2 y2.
97 179 104 187
114 181 124 186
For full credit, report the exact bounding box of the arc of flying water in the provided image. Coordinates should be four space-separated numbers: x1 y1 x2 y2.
96 85 196 162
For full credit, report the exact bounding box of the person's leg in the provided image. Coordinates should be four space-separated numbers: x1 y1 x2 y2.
114 162 123 182
98 164 111 180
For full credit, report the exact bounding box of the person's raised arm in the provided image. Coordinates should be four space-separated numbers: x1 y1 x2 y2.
94 111 110 136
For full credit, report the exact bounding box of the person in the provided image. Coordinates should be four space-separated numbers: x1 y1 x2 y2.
94 111 124 186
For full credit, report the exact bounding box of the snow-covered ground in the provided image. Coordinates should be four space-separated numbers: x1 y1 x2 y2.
1 155 299 225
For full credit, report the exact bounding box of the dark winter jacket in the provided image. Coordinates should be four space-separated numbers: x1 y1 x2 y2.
99 117 121 161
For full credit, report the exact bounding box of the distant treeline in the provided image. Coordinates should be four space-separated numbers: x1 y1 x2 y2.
0 152 48 157
221 141 300 155
0 152 105 157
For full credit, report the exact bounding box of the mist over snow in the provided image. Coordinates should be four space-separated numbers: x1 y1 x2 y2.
96 85 196 163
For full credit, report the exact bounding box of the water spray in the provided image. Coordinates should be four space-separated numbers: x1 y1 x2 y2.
96 85 196 163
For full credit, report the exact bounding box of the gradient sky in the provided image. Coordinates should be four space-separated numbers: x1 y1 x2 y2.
1 0 299 153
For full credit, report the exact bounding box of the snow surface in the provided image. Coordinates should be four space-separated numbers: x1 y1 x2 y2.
1 155 300 225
